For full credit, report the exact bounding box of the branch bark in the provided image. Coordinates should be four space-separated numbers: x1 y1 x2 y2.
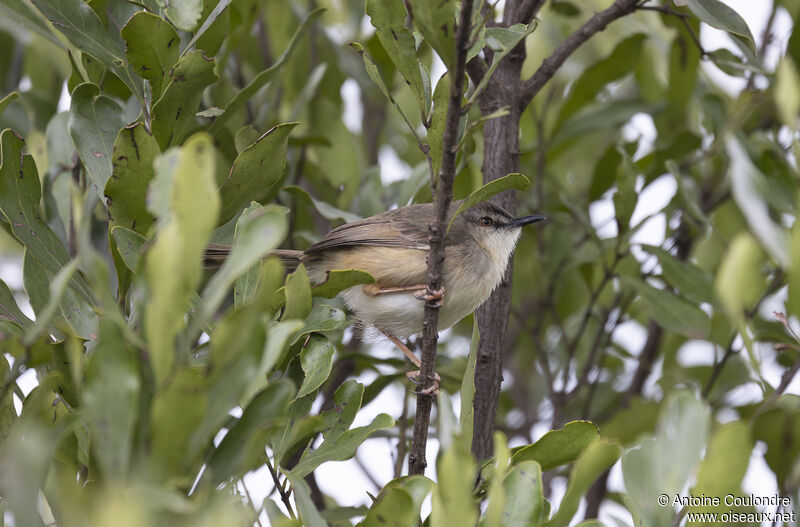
470 19 527 463
408 0 474 476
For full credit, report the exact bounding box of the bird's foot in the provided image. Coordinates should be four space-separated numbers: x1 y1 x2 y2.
406 370 441 395
413 285 446 307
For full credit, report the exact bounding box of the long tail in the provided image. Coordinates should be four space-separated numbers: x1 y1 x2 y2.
203 243 304 269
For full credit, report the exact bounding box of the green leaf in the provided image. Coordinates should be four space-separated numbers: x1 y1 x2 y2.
284 470 327 527
0 92 19 120
379 476 435 518
110 226 147 271
23 255 98 342
67 83 126 197
510 421 600 471
145 133 220 384
151 51 218 150
82 319 140 478
195 204 288 330
0 129 91 303
282 264 312 321
291 304 348 345
208 380 295 484
753 400 800 490
362 486 416 527
121 11 180 98
406 0 455 68
148 368 209 481
689 421 752 515
715 233 766 318
685 0 755 52
622 391 709 527
556 34 646 127
726 134 790 267
271 393 319 465
601 398 660 445
428 73 449 180
543 439 621 527
431 440 478 527
789 215 800 321
240 319 305 406
282 185 362 224
776 57 800 129
165 0 203 31
106 123 160 234
30 0 144 98
219 123 298 223
0 0 62 47
186 0 232 56
623 277 710 339
459 322 478 444
500 461 546 527
310 270 374 298
292 412 393 478
481 433 511 527
640 245 717 306
366 0 427 116
362 478 435 526
296 335 335 398
0 279 33 330
448 174 531 233
349 42 421 142
208 8 324 134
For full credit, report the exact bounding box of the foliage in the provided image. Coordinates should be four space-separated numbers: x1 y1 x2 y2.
0 0 798 526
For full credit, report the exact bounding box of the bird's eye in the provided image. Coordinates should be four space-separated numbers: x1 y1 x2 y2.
480 216 493 227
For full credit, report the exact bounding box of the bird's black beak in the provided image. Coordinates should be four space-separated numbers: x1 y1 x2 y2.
502 215 546 229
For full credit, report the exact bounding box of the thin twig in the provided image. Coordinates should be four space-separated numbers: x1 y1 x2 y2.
519 0 639 109
408 0 475 476
266 457 296 519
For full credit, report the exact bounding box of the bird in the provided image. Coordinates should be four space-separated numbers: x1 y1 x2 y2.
205 200 544 393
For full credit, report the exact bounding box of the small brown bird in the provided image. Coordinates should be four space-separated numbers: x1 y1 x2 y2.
206 200 544 393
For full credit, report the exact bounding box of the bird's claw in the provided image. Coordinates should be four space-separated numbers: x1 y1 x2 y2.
406 370 441 396
413 285 446 307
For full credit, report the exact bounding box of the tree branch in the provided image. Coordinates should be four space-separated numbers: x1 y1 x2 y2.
514 0 547 24
518 0 639 110
408 0 475 476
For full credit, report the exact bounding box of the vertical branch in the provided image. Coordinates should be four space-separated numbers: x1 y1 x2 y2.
407 0 475 476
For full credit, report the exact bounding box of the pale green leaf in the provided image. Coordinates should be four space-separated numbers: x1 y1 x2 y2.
151 51 218 149
68 83 126 197
366 0 427 115
83 319 140 478
510 421 600 471
543 439 621 527
145 133 220 384
219 123 298 223
121 11 180 98
296 335 335 398
106 123 160 234
686 0 755 52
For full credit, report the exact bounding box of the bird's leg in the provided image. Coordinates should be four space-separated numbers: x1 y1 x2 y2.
360 284 446 308
381 330 440 395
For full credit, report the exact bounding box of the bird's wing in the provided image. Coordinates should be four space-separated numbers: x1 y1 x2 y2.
303 204 434 256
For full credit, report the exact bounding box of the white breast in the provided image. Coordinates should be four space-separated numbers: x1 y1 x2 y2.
342 228 521 338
